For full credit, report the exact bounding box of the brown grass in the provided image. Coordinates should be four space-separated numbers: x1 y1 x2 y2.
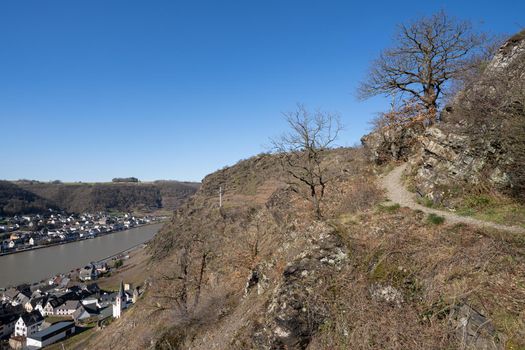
84 148 525 350
97 246 151 291
311 207 525 349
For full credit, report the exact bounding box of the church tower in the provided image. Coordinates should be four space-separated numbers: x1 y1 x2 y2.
113 280 125 319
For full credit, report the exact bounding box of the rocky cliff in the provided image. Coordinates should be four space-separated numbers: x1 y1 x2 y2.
363 30 525 205
408 30 525 203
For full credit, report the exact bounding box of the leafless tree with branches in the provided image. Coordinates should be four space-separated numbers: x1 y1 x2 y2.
272 105 342 219
359 11 485 119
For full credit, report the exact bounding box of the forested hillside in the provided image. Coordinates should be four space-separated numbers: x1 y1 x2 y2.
0 180 199 215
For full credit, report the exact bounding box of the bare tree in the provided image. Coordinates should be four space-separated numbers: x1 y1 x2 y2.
272 105 342 219
359 11 484 117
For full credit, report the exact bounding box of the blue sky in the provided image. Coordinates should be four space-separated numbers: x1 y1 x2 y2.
1 1 523 182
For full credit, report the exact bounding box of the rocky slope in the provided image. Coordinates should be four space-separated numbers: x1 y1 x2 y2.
407 30 525 204
82 147 524 350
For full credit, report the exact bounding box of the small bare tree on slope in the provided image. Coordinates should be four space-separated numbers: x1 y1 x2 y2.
272 105 342 219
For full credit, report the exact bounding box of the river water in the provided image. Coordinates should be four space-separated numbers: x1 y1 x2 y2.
0 223 162 288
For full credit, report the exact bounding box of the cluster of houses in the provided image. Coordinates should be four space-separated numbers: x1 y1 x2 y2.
0 211 159 254
0 279 139 349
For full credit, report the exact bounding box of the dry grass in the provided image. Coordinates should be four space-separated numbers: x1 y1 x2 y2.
97 246 151 291
311 207 525 349
85 147 525 350
453 193 525 228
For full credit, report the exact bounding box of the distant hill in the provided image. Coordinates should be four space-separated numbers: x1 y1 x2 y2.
0 180 200 215
0 180 59 215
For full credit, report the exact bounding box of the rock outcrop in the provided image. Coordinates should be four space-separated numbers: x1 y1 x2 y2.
450 303 503 350
361 124 423 164
362 30 525 203
407 125 510 203
407 30 525 203
489 30 525 70
254 226 347 349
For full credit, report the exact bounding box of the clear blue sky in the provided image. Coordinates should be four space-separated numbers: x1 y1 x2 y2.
1 1 523 182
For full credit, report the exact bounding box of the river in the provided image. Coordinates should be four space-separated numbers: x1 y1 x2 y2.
0 223 162 288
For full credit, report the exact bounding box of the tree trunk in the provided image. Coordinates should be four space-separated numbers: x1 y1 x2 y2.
311 186 322 219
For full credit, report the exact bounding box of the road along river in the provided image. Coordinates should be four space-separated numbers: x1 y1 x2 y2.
0 223 162 288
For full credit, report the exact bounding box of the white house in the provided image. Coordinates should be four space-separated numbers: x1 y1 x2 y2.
55 300 80 316
12 293 30 307
72 304 97 322
79 265 98 281
25 296 47 313
14 311 44 337
42 298 65 316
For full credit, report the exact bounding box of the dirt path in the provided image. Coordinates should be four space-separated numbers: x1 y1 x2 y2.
380 164 525 234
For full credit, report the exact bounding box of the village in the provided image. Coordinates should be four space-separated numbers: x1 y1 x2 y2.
0 211 163 255
0 250 143 349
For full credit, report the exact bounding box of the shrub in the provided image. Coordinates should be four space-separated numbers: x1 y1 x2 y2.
418 196 434 208
114 259 123 268
462 194 493 209
427 213 445 225
377 203 401 213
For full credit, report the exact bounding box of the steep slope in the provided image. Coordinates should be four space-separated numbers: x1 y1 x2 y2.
360 31 525 231
82 31 525 350
84 148 524 350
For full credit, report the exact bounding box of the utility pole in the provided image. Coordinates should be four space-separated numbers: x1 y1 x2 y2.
219 186 223 208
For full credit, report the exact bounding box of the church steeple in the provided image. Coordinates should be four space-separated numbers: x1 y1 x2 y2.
113 280 125 319
118 280 125 299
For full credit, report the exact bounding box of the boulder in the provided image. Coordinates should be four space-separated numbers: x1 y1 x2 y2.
407 124 510 203
450 303 503 350
253 226 347 349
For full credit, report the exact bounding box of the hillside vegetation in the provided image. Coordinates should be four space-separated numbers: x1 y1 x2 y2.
83 148 524 350
0 180 58 215
0 180 199 215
